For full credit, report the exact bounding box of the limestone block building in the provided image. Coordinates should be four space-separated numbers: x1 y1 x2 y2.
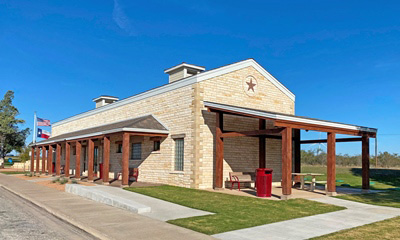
31 59 376 199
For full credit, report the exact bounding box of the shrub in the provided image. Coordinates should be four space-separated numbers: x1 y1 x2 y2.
71 179 78 184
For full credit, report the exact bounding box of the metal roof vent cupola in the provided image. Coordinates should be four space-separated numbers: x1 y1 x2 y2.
164 62 205 83
93 95 119 108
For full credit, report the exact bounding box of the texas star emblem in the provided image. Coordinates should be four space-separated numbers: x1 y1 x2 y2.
243 76 258 96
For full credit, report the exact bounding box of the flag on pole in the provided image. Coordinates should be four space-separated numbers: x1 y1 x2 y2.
37 128 51 139
37 117 51 126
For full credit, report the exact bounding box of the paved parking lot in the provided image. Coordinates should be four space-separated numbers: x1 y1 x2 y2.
0 187 96 240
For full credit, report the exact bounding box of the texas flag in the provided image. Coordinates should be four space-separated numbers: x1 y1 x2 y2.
37 117 51 126
37 128 51 139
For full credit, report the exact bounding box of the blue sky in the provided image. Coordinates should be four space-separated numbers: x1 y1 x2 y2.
1 0 399 155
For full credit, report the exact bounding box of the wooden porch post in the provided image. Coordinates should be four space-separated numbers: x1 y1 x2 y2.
293 129 301 173
103 136 110 184
75 141 81 179
36 147 40 173
30 147 35 173
259 119 266 168
88 139 94 182
215 112 224 189
65 142 70 177
281 127 292 200
56 143 61 176
362 135 370 190
42 146 47 174
48 145 53 175
122 132 130 187
327 132 337 196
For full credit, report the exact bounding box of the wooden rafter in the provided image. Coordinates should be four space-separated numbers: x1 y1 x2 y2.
300 137 362 144
221 128 284 138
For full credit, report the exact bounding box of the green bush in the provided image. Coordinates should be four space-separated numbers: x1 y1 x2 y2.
59 177 68 185
71 179 78 184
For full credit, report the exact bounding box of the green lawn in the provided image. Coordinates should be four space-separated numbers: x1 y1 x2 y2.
337 190 400 208
312 216 400 240
302 165 400 190
125 185 345 235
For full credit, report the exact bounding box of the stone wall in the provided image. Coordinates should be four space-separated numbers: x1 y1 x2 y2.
52 85 196 188
195 66 294 188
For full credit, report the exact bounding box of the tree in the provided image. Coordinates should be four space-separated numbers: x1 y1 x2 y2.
0 91 30 160
18 145 31 163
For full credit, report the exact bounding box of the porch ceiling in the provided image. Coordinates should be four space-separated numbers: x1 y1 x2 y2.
204 101 377 137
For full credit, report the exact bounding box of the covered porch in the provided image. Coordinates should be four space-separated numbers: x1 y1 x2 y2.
205 101 377 200
30 115 168 187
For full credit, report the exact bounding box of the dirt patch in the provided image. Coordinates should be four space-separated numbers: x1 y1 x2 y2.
35 180 95 191
15 174 52 180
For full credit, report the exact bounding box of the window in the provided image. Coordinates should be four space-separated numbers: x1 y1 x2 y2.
116 144 122 153
174 139 184 171
153 141 161 151
131 143 142 160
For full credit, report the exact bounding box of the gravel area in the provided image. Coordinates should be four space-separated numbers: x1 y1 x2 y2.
0 187 97 240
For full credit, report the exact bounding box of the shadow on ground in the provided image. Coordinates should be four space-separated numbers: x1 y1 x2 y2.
350 168 400 188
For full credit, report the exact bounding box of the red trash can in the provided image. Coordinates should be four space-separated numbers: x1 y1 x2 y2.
256 168 273 197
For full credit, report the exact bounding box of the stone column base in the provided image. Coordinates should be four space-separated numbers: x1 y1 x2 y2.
213 187 225 191
280 194 292 200
121 185 129 188
326 191 337 196
103 181 110 186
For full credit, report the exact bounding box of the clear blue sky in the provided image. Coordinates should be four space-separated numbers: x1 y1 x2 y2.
1 0 399 155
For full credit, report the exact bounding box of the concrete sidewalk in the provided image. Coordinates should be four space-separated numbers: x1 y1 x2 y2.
213 196 400 240
66 184 212 221
0 174 214 240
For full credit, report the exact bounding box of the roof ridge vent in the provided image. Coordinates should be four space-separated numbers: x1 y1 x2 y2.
164 62 205 83
93 95 119 108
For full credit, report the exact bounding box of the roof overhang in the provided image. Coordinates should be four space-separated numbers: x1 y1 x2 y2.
30 128 169 147
204 101 377 137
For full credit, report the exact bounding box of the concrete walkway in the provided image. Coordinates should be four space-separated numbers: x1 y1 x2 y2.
0 174 214 240
213 196 400 240
66 184 212 221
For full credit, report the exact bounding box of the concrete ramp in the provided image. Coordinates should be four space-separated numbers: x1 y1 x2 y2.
65 184 213 221
65 184 151 214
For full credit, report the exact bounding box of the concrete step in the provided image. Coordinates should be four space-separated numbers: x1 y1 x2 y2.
65 184 151 214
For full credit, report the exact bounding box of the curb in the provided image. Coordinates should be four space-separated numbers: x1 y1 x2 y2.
0 183 110 240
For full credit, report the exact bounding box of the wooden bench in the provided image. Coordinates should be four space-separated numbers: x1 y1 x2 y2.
229 172 255 191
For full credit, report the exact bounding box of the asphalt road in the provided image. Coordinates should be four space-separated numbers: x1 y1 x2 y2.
0 187 97 240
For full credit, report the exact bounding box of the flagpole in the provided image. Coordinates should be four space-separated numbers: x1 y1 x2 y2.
33 111 37 143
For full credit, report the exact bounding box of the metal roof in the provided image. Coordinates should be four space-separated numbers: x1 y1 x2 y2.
32 115 169 146
204 101 377 134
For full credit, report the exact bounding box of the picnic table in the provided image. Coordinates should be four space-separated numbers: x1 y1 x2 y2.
292 173 325 191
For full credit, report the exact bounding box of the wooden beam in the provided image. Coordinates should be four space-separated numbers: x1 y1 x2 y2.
327 132 336 195
281 127 292 199
36 147 40 173
293 129 301 173
221 128 284 138
88 139 94 182
122 132 130 186
259 119 266 168
30 147 35 173
48 145 53 175
65 142 70 177
274 120 375 137
75 141 81 179
103 136 110 184
362 135 370 190
300 137 363 144
215 112 224 189
56 143 61 176
42 146 46 174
